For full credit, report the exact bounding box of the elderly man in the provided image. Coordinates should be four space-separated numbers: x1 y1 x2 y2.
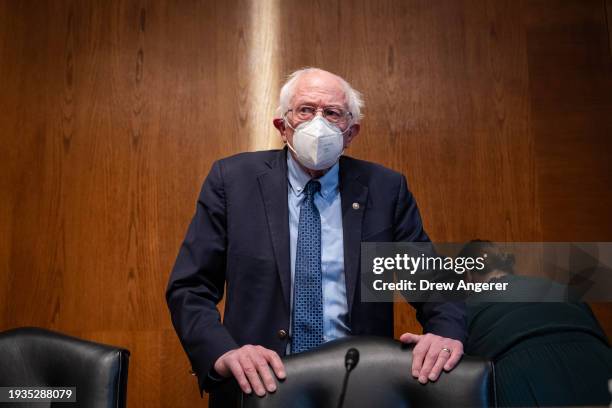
166 68 465 399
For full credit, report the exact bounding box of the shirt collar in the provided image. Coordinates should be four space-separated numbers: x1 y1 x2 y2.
287 152 339 200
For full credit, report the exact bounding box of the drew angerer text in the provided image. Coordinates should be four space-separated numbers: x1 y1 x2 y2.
371 279 509 293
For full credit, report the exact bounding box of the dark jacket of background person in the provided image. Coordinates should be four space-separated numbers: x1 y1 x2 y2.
461 241 612 407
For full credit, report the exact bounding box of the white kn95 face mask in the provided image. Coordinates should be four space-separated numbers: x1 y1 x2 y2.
285 116 347 171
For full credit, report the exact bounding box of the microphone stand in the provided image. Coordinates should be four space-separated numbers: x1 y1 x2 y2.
337 348 359 408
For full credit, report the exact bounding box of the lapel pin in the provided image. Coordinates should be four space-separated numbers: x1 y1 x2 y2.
352 202 360 210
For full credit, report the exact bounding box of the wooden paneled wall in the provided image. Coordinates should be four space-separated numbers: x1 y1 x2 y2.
1 1 611 407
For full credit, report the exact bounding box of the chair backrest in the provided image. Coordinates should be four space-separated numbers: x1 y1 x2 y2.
212 336 495 408
0 327 130 408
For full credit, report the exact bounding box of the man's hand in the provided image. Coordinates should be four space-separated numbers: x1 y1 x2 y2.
400 332 463 384
213 345 286 396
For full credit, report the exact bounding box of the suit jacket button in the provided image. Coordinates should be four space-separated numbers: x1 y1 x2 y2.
277 329 288 339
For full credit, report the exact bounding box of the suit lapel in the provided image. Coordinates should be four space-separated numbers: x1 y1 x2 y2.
257 149 291 309
339 157 368 316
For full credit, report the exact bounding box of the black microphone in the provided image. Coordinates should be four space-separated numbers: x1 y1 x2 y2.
337 348 359 408
345 348 359 371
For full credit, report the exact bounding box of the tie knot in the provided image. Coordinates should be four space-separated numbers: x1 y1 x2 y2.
304 180 321 198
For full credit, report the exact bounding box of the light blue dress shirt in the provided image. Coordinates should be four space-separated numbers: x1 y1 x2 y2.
287 153 350 353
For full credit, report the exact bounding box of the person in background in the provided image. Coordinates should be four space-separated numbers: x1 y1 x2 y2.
459 240 612 407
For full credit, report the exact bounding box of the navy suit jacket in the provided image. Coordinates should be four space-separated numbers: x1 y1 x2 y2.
166 148 466 392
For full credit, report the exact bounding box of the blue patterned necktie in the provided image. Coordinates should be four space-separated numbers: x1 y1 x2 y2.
291 179 324 354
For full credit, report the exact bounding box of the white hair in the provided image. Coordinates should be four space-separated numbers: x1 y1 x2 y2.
277 67 364 123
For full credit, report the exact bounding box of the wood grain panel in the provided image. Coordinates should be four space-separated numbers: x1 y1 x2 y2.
0 0 251 406
0 0 17 328
527 0 612 242
607 0 612 57
244 0 282 151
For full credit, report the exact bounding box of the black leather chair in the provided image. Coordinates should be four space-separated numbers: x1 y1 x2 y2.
211 336 495 408
0 327 130 408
